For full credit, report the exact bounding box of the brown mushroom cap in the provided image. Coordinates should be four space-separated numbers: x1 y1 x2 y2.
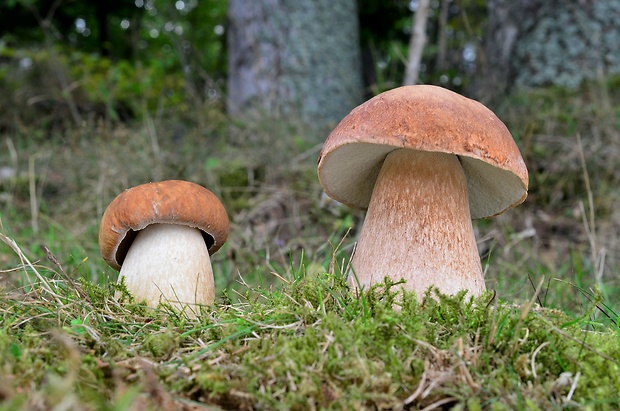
99 180 229 271
317 85 528 219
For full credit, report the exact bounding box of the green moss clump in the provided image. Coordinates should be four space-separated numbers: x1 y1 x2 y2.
142 329 179 359
1 268 619 410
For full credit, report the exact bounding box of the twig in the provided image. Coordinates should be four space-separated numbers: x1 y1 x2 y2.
404 0 431 85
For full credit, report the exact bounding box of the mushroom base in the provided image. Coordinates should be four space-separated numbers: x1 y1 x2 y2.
117 223 215 314
349 149 485 298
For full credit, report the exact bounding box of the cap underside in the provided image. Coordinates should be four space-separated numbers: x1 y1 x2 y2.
318 142 527 219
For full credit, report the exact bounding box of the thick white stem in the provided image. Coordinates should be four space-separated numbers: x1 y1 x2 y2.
118 224 215 311
349 149 484 298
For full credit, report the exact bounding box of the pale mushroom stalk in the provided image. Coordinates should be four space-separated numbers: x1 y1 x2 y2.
318 85 528 299
119 224 215 309
349 149 484 296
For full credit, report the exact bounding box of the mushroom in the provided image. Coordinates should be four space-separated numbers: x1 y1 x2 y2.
99 180 229 311
317 85 528 298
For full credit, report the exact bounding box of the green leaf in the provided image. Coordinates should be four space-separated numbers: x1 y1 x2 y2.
9 342 21 359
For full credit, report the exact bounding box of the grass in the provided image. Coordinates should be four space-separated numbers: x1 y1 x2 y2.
1 231 619 410
1 71 620 408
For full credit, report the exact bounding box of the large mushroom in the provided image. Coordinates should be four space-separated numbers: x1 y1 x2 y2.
317 85 528 298
99 180 229 311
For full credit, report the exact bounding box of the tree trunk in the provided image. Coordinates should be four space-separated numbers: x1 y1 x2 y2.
227 0 363 131
480 0 620 101
404 0 431 86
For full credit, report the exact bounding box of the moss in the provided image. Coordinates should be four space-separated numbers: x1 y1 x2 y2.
142 329 179 359
167 280 619 409
1 267 619 409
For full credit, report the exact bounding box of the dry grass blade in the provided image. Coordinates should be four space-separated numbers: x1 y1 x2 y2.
420 397 457 411
530 341 550 379
403 370 427 405
0 232 62 303
510 275 545 356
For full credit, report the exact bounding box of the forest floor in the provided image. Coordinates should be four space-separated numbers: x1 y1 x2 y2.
1 80 620 409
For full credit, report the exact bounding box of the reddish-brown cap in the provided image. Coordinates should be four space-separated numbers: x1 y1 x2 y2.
317 85 528 219
99 180 229 271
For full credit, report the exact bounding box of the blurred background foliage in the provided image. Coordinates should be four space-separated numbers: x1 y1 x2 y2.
0 0 492 131
359 0 487 94
0 0 227 129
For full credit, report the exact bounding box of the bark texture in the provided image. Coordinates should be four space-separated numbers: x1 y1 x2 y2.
227 0 363 129
481 0 620 101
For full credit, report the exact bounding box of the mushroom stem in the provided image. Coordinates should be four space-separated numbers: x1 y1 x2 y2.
118 223 215 311
349 149 485 298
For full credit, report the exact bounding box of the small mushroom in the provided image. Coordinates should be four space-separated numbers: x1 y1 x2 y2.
317 85 528 298
99 180 229 310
